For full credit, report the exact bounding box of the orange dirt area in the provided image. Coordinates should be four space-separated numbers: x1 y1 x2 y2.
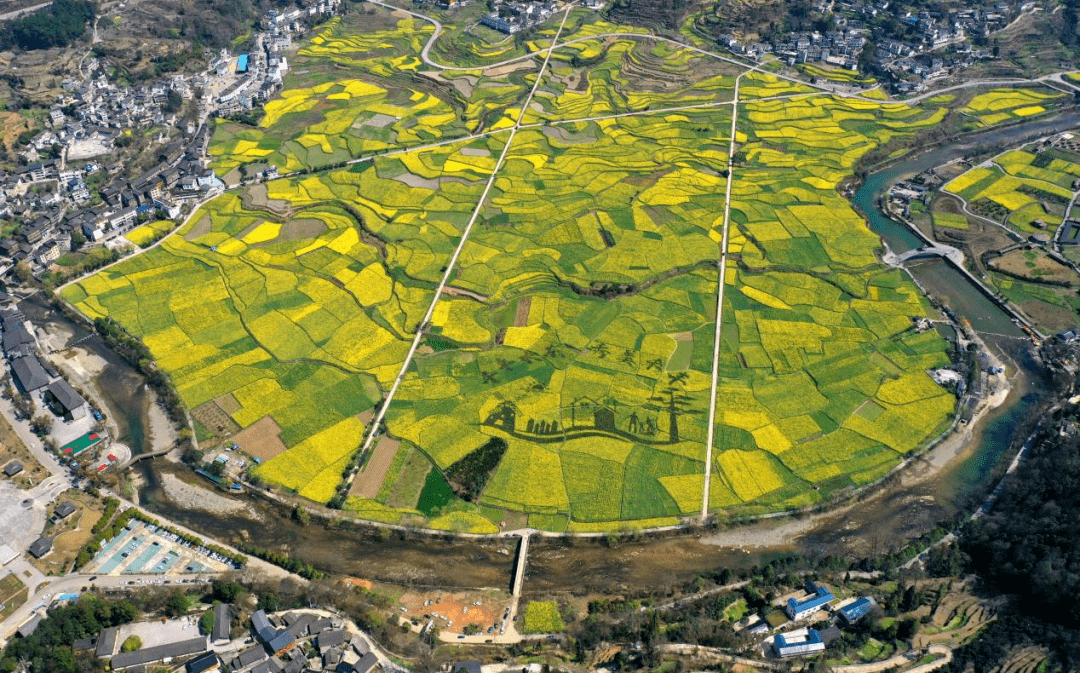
398 589 509 633
231 416 288 462
342 577 373 590
350 437 400 499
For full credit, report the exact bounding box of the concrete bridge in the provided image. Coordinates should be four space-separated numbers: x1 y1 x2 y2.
893 244 966 265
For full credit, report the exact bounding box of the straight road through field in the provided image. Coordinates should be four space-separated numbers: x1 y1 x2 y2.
352 4 575 463
701 73 742 520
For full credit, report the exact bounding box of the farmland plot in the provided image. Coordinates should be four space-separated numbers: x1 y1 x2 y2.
62 4 957 530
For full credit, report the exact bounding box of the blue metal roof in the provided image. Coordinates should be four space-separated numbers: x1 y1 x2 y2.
787 584 833 617
237 54 249 72
839 597 874 621
774 628 823 647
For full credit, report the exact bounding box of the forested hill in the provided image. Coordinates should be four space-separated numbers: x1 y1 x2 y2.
949 337 1080 671
0 0 96 51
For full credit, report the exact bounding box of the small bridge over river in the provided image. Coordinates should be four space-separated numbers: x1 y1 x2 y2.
883 244 965 267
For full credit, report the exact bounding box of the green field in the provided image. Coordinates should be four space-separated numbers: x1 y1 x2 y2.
61 3 959 531
943 143 1080 234
959 87 1065 128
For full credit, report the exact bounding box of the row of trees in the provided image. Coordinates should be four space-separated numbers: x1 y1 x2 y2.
0 595 137 673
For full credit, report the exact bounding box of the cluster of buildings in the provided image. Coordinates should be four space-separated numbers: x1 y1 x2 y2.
0 0 346 279
731 582 876 659
0 119 219 277
720 29 866 70
717 0 1026 92
771 597 878 657
0 303 88 421
216 0 340 115
480 1 556 34
16 606 389 673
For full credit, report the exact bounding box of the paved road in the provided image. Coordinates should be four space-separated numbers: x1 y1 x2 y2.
901 70 1080 104
351 3 575 462
0 0 50 22
0 379 70 480
701 72 741 521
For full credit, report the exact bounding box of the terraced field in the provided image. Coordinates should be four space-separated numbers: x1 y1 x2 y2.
62 3 959 532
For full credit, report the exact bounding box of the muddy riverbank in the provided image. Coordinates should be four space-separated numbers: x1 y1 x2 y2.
135 460 518 589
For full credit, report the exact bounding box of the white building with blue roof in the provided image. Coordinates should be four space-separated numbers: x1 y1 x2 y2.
785 582 833 620
837 597 876 623
773 627 825 658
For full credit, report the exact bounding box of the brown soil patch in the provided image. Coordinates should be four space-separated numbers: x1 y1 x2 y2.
0 112 31 150
0 573 26 621
193 401 240 444
398 588 507 633
991 249 1076 284
514 296 532 328
357 408 374 425
672 331 694 341
1012 296 1079 333
350 437 400 499
38 501 101 575
281 218 327 242
0 412 48 488
223 168 242 188
232 415 288 462
483 59 537 78
244 184 293 218
53 506 100 554
215 393 242 414
185 214 212 241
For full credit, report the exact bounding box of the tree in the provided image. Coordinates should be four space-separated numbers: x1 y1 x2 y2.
12 261 32 284
0 0 95 51
120 635 141 652
291 505 309 524
163 89 183 114
181 447 203 466
198 609 215 635
29 415 53 437
164 593 191 617
211 580 244 603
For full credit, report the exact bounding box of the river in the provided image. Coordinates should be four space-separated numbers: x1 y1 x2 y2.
843 112 1080 514
853 110 1080 336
